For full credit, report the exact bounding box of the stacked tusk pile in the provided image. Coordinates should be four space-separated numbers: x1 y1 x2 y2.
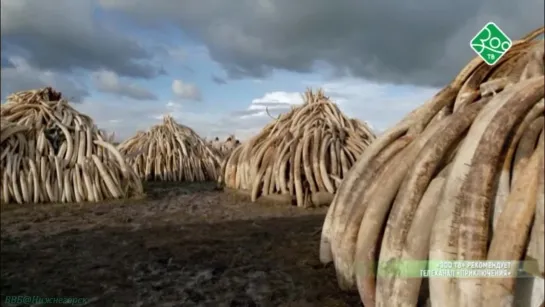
117 115 222 182
219 88 376 207
320 27 545 306
0 87 144 204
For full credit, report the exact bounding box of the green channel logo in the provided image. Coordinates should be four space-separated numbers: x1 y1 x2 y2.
470 22 512 65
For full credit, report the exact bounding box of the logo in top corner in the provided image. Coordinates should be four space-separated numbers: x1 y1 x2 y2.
470 22 512 65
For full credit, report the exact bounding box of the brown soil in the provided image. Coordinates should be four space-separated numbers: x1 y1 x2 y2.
1 182 361 307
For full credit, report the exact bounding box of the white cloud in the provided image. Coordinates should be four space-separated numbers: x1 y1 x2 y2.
172 79 201 101
227 77 439 136
157 100 184 119
92 70 157 100
233 91 304 118
73 99 219 141
317 78 439 131
73 77 439 143
74 100 157 140
1 56 88 102
251 91 303 109
167 47 187 62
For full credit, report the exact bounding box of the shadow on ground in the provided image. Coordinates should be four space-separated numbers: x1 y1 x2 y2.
1 182 361 307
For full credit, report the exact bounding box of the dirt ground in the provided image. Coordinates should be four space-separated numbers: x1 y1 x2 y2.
1 182 361 307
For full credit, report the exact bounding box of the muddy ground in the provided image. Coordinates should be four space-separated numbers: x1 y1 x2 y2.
1 182 361 307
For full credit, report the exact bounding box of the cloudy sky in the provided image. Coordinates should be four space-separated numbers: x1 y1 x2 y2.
1 0 542 141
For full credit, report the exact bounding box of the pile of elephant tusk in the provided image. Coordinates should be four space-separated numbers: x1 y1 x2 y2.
320 26 545 307
0 87 144 204
117 115 223 182
219 88 376 207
